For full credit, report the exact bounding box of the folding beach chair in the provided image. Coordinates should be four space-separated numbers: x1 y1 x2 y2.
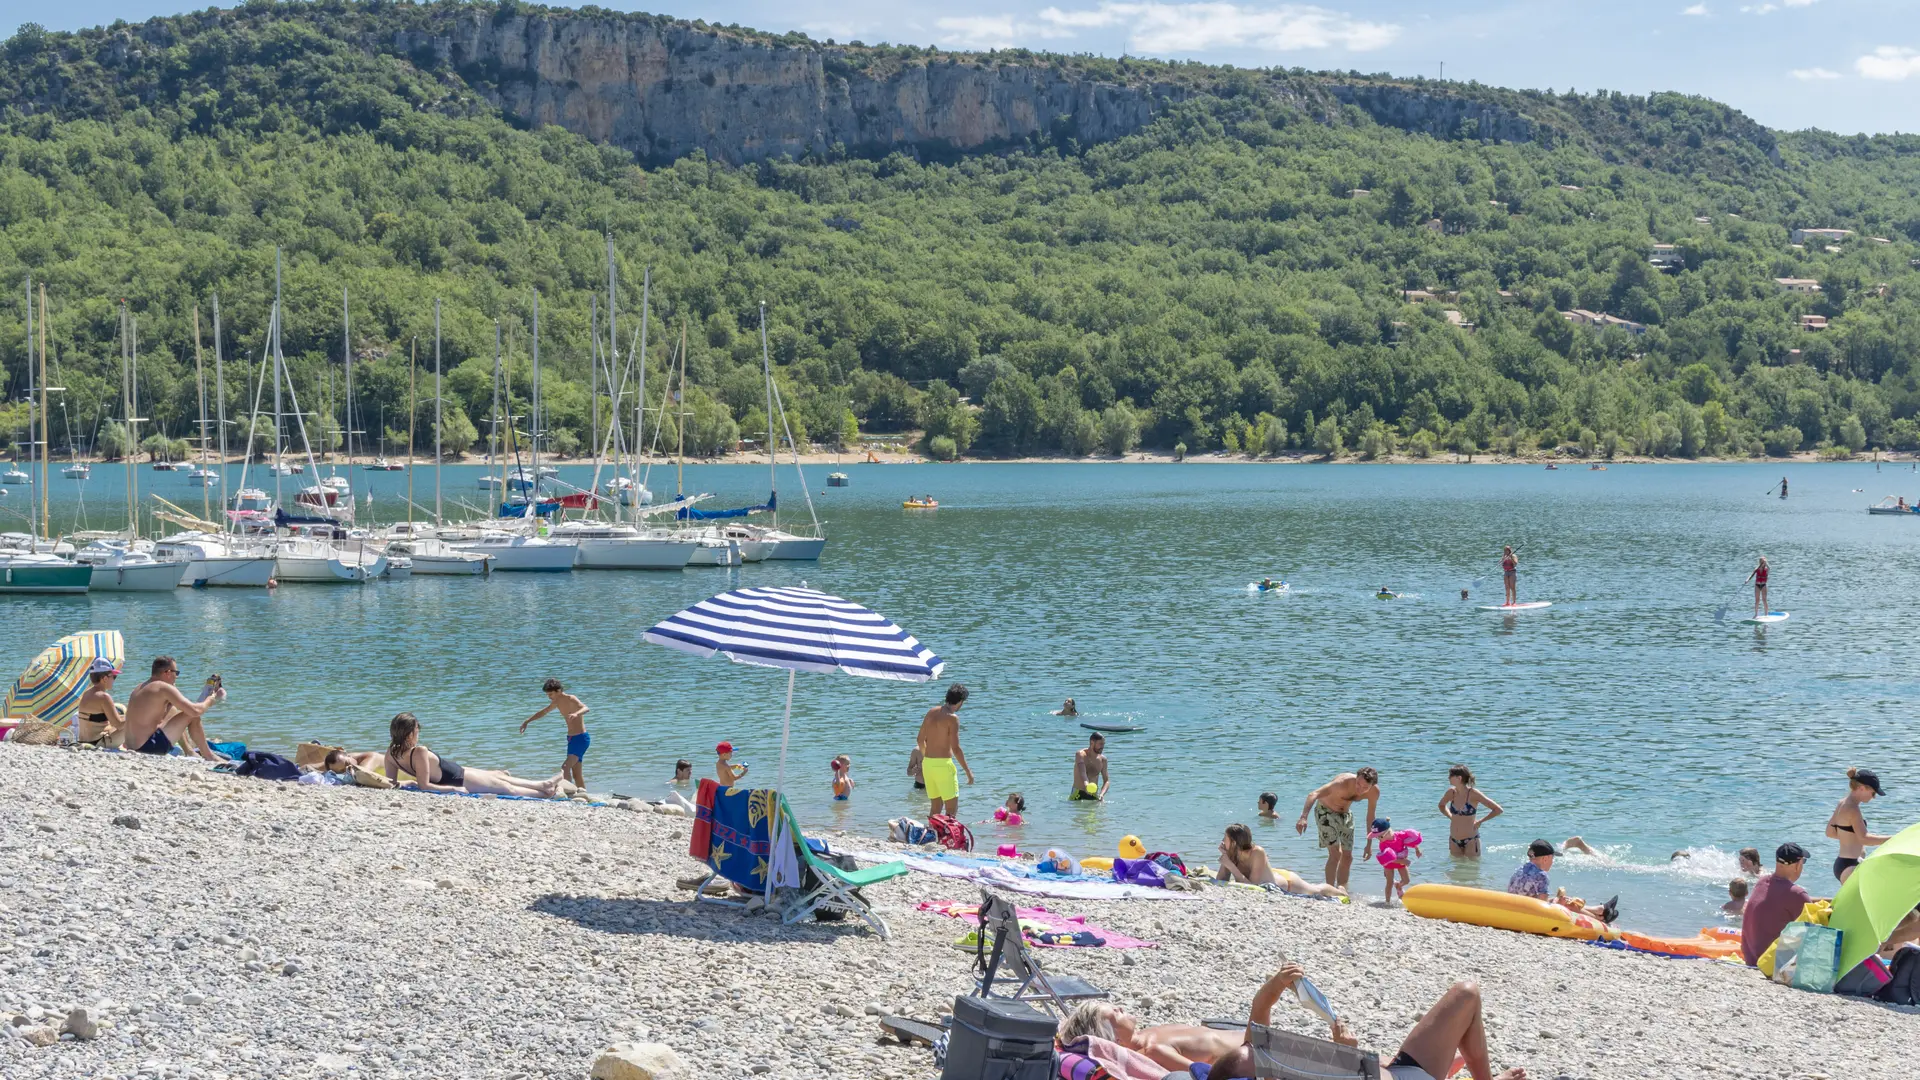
686 780 780 910
971 889 1107 1016
1200 1020 1382 1080
774 795 909 938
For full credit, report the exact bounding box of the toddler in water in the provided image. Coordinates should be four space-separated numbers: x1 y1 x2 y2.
1369 818 1423 905
1723 878 1749 921
1257 792 1280 820
831 755 855 800
993 792 1026 826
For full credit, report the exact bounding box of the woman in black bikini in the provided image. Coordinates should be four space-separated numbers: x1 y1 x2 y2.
1438 764 1503 858
72 660 124 746
1827 767 1890 883
384 712 562 799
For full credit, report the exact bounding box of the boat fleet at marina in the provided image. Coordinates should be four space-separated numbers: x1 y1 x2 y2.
1 248 824 595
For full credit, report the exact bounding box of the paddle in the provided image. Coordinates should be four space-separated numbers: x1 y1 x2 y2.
1715 560 1764 622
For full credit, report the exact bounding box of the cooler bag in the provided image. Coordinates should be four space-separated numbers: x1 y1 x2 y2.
941 995 1055 1080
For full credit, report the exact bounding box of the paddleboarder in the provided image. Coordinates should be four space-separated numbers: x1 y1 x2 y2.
1744 555 1770 619
1779 476 1788 499
1500 546 1518 606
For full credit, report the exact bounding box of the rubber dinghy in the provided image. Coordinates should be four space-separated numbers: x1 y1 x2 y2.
1477 601 1552 611
1401 884 1619 941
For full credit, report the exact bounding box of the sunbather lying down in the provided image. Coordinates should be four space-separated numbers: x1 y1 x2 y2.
1057 963 1525 1080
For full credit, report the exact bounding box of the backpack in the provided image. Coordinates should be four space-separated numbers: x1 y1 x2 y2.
927 813 974 851
888 817 938 845
1879 946 1920 1006
1145 851 1189 877
233 751 301 782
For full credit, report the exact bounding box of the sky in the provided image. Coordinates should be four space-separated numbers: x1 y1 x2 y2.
9 0 1919 134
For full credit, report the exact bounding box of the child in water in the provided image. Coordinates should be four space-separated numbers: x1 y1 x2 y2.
1370 818 1423 905
1257 792 1280 820
993 792 1026 825
1722 878 1749 921
830 755 854 800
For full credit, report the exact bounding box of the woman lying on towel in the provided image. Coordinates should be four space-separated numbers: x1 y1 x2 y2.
1057 963 1525 1080
385 712 562 799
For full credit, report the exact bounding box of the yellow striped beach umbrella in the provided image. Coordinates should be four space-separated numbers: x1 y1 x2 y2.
5 630 125 722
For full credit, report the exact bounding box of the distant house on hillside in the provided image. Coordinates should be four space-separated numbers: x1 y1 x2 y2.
1497 290 1522 304
1791 228 1853 244
1442 309 1476 332
1423 218 1445 234
1559 184 1583 192
1402 289 1436 303
1693 215 1712 225
1563 309 1647 336
1800 314 1829 331
1775 277 1822 295
1869 236 1892 244
1649 243 1683 269
1348 188 1372 198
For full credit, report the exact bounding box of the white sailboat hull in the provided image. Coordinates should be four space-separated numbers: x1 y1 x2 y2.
571 537 697 570
408 552 492 575
444 538 576 572
764 535 826 560
88 561 187 592
273 540 387 583
178 556 276 588
684 540 739 567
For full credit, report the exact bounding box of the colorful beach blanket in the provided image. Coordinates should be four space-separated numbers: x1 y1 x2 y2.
918 900 1159 948
844 849 1206 902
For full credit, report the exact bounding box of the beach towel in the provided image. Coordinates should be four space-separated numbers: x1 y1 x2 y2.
1112 857 1167 888
843 850 1207 902
233 751 300 781
918 900 1159 949
696 782 780 892
689 779 719 859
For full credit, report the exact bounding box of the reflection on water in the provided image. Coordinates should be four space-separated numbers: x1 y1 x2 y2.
5 460 1919 933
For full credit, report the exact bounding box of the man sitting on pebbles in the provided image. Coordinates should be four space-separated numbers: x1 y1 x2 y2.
120 657 225 760
1057 962 1525 1080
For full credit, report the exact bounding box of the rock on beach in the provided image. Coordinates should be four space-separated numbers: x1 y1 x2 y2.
1 740 1916 1079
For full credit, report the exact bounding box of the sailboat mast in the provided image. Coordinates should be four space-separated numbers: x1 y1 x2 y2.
635 268 649 523
343 287 354 471
272 250 284 508
493 322 504 506
213 295 229 526
23 278 35 542
530 291 540 503
406 338 415 527
590 294 600 482
130 313 142 533
194 306 209 521
760 301 777 527
434 298 442 526
35 281 49 541
677 320 687 499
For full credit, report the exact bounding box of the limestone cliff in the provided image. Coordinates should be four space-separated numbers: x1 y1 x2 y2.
392 13 1182 164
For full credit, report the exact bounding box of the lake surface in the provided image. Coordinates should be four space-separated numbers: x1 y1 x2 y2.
5 458 1919 934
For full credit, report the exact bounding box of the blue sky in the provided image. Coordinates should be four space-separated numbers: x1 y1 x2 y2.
12 0 1919 134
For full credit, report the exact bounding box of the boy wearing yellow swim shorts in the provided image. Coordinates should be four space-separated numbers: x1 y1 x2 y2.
915 684 974 816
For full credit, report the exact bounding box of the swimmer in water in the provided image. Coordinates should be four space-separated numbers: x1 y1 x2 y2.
1053 698 1079 716
1257 791 1280 820
830 754 854 800
1438 764 1502 858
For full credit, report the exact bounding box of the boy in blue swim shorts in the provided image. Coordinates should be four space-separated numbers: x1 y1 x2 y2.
522 678 591 790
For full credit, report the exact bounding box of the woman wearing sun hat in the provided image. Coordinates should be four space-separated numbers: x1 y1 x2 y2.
72 658 125 747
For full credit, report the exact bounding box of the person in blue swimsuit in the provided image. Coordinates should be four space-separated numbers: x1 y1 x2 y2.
1438 764 1503 858
521 678 591 792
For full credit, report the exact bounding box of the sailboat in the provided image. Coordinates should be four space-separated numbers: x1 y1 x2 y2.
374 301 491 575
250 253 385 582
150 296 276 588
2 278 91 594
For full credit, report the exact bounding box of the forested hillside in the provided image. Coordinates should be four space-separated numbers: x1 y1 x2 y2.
1 1 1918 464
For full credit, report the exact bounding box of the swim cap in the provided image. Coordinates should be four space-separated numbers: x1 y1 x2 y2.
716 741 733 755
1118 835 1146 859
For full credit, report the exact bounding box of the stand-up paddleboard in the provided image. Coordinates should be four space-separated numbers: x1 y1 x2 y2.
1478 601 1552 611
1081 722 1144 733
1249 581 1289 594
1743 611 1790 624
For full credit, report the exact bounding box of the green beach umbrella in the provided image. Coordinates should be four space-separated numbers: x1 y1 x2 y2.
1832 820 1920 976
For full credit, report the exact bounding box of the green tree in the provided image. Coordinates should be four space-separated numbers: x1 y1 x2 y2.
1838 414 1867 453
1313 415 1343 459
437 407 478 457
1097 404 1139 456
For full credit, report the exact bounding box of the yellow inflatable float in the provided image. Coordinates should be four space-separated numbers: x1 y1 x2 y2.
1401 884 1620 942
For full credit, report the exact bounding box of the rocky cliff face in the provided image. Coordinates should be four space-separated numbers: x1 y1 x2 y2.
1328 84 1557 147
393 13 1182 165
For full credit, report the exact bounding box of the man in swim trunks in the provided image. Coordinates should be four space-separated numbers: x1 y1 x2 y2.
521 678 590 790
1070 732 1108 801
120 656 226 760
1744 555 1770 619
1296 767 1380 887
915 683 973 816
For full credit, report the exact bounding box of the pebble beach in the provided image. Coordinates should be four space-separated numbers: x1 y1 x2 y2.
2 742 1915 1080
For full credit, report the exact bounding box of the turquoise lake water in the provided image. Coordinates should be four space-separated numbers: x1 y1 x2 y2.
4 458 1918 934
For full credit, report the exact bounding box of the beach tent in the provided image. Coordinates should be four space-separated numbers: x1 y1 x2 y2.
642 585 943 796
1832 820 1920 976
5 630 125 723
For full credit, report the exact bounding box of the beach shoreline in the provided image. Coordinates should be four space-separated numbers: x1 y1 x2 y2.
2 742 1913 1079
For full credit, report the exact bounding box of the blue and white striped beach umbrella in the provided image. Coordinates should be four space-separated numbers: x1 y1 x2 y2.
644 586 944 794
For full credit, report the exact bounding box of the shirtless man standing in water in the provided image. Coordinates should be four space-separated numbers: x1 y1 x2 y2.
1296 767 1381 887
915 684 974 817
121 656 226 760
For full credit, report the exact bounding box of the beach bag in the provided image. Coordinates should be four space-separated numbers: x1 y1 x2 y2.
1790 924 1844 992
233 751 300 782
928 814 975 852
1880 946 1920 1005
1145 851 1189 877
942 995 1054 1080
294 741 342 768
889 817 938 845
350 764 393 789
1834 954 1893 999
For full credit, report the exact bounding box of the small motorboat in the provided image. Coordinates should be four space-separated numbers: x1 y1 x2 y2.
62 463 90 480
827 472 849 488
364 458 405 471
1867 497 1917 516
150 461 177 471
1589 464 1607 471
2 467 29 484
1544 464 1558 470
903 498 938 509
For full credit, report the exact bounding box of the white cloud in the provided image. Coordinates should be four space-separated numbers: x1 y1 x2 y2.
933 15 1021 49
1681 3 1708 15
1789 66 1841 80
1781 0 1819 6
1855 45 1920 81
1739 3 1777 12
934 4 1399 55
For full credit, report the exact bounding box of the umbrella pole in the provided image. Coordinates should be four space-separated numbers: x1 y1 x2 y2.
775 668 795 799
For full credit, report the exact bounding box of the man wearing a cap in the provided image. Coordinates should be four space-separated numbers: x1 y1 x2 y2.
1508 838 1618 924
121 656 226 760
1742 843 1813 967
